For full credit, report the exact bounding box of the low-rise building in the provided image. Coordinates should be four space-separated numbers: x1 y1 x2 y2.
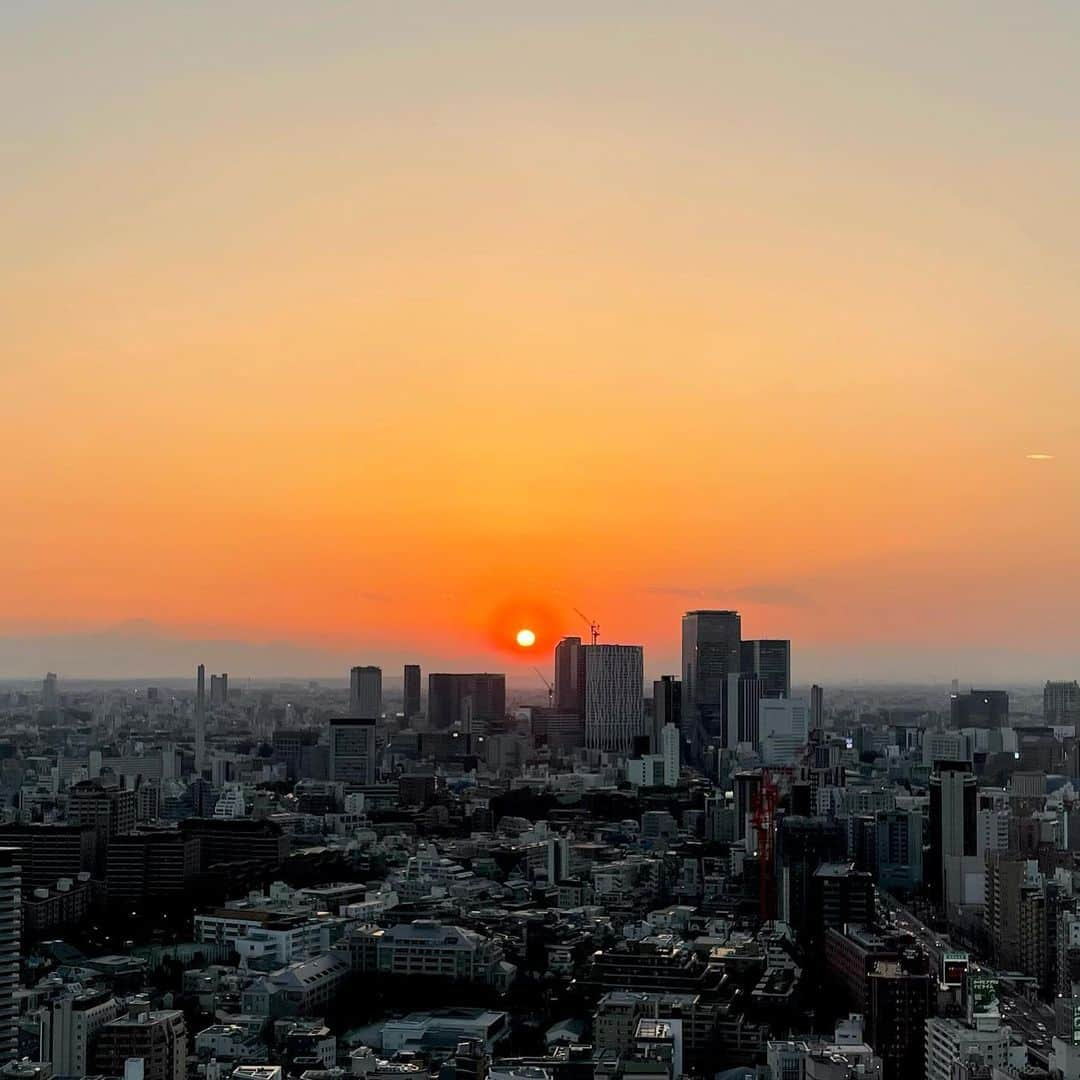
92 1008 187 1080
193 1024 264 1062
380 1009 509 1054
924 1016 1009 1080
195 908 350 966
22 876 94 935
240 954 350 1018
347 920 514 988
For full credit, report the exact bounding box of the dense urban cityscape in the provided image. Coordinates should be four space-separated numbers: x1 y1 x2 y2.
0 613 1076 1080
8 4 1080 1080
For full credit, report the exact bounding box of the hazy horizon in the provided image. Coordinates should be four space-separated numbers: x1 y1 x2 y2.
0 619 1075 687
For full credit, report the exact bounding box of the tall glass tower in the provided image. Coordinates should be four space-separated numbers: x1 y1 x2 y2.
681 610 741 741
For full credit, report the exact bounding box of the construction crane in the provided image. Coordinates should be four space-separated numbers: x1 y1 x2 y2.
573 607 600 645
751 770 780 920
533 667 554 707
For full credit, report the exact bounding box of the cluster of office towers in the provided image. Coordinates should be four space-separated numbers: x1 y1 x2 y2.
336 665 509 785
340 610 806 766
550 610 806 761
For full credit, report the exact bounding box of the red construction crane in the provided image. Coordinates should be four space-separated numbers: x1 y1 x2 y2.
751 770 780 920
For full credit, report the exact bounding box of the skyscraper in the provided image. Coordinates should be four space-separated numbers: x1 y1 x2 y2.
661 722 680 787
681 611 741 741
328 717 377 785
554 636 585 714
404 664 422 721
583 644 644 753
1045 681 1080 725
740 639 791 698
0 848 21 1063
427 674 506 731
652 676 681 751
928 761 977 901
867 962 934 1080
721 673 763 749
775 817 847 938
209 673 229 708
810 684 824 731
349 666 382 718
194 664 206 775
950 689 1008 729
69 780 137 873
42 672 58 710
875 808 923 894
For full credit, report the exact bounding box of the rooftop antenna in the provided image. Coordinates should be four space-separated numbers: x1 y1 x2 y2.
573 608 600 645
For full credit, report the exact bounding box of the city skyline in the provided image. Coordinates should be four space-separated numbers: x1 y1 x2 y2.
5 8 1080 1079
3 4 1080 683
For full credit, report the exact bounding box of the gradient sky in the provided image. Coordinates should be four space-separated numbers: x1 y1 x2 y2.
3 2 1080 681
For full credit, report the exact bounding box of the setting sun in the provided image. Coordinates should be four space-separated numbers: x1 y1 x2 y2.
516 628 537 648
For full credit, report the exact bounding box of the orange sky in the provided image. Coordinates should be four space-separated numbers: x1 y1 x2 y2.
3 4 1079 680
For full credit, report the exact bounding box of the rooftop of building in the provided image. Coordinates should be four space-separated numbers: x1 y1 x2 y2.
634 1019 675 1041
390 1008 507 1026
813 862 865 878
197 1024 249 1037
103 1008 183 1028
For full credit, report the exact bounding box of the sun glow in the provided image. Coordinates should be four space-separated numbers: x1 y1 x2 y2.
516 628 536 648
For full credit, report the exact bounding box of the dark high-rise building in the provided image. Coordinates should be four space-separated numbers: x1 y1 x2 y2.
195 663 206 774
271 728 321 780
41 673 58 711
810 684 824 730
328 717 377 785
733 770 762 842
740 639 791 698
867 962 934 1080
0 824 95 887
875 808 923 895
1045 681 1080 725
950 689 1008 729
427 673 506 731
554 636 585 714
985 851 1028 971
927 761 977 901
721 672 763 749
809 862 874 940
349 665 382 718
681 610 741 743
188 775 216 818
178 818 289 874
209 673 228 707
404 664 422 720
652 676 681 751
0 848 20 1064
776 816 847 940
105 828 201 904
68 779 136 873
